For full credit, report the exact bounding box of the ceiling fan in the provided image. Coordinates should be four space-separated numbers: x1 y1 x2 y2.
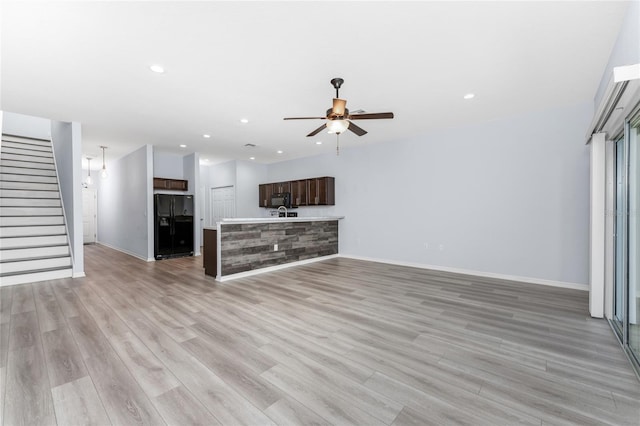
283 78 394 138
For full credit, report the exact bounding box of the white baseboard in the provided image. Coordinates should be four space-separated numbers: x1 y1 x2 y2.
97 242 154 263
72 272 86 278
217 254 339 282
340 254 589 291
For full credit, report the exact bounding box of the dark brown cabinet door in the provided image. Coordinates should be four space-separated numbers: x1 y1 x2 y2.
308 177 335 205
272 181 291 194
259 184 274 207
169 180 188 191
203 229 217 276
291 180 308 206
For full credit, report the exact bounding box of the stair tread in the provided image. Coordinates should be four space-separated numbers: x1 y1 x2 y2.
1 243 70 250
2 134 51 142
0 254 71 264
0 265 72 277
0 233 66 238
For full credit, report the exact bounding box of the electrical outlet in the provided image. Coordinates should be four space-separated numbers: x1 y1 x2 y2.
439 244 444 251
424 242 429 249
274 244 278 251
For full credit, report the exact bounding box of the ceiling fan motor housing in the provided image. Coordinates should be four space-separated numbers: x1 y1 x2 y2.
326 107 349 120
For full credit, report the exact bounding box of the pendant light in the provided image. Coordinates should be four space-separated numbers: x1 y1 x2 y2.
85 157 93 185
99 146 108 179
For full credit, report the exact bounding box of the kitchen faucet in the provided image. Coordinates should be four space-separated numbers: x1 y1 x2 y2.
277 206 288 217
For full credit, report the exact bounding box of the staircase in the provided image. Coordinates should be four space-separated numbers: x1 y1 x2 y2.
0 134 73 286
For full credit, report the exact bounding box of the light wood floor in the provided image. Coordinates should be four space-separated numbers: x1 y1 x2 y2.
1 244 639 425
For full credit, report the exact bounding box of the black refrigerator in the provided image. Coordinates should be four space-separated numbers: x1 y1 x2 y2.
154 194 194 259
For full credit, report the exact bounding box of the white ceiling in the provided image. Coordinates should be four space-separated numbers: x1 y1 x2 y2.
1 1 630 167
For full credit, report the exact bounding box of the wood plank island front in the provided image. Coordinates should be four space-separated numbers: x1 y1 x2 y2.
203 217 343 281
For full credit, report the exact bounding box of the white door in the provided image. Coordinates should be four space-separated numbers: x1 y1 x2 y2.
82 188 97 244
210 186 236 226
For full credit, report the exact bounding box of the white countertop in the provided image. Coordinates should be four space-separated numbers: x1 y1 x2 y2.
203 216 344 229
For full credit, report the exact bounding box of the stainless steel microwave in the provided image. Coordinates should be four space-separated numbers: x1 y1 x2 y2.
270 192 291 208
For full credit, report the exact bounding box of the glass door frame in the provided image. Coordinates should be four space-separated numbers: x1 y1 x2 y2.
609 102 640 379
612 135 627 342
626 105 640 371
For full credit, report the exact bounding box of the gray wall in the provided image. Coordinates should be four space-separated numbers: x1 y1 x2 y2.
266 101 593 286
97 145 153 260
51 121 84 276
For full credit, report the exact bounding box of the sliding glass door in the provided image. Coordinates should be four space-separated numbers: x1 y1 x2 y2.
613 137 626 339
612 106 640 375
628 112 639 366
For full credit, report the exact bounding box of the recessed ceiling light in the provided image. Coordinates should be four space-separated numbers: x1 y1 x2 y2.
463 93 475 100
249 157 255 160
179 144 187 148
316 141 323 145
150 65 165 73
203 134 211 138
277 150 283 154
240 118 249 124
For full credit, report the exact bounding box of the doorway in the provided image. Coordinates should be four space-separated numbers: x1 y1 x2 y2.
82 188 97 244
210 186 236 226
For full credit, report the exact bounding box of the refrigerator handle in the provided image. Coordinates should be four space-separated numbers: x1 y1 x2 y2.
170 197 174 236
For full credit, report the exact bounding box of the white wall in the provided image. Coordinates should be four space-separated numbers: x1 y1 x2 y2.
153 151 184 180
51 120 84 277
183 153 201 254
97 145 153 260
201 160 235 228
199 160 268 227
236 160 267 218
595 0 640 107
2 111 51 139
266 102 593 286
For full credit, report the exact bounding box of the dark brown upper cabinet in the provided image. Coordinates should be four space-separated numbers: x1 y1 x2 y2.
259 176 334 207
154 177 188 191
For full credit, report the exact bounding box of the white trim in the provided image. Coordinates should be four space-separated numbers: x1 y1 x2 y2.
72 272 86 278
604 139 615 320
340 254 589 291
216 254 339 282
590 133 607 317
97 241 155 262
614 63 640 83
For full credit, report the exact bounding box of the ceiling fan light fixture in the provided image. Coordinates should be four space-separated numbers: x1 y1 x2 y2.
326 119 349 134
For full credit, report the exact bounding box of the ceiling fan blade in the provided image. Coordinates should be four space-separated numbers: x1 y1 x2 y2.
347 121 367 136
348 112 394 120
306 124 326 137
283 116 326 120
332 98 347 116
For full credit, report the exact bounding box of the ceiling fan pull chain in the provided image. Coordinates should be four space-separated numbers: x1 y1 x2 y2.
336 133 340 156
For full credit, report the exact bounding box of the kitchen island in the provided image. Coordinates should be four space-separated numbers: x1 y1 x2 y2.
203 216 343 281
